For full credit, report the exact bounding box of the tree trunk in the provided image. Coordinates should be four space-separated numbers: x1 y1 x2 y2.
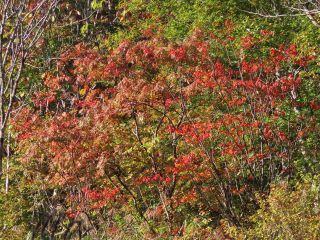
0 135 4 179
5 133 10 193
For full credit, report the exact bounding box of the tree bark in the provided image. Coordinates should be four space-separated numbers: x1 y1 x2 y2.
0 135 4 178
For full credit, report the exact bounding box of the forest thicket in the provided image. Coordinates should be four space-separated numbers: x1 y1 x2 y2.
0 0 320 239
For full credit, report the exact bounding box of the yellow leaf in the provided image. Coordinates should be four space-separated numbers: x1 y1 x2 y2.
79 88 86 96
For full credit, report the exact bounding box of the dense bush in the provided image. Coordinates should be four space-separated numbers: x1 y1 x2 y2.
226 176 320 239
0 0 319 239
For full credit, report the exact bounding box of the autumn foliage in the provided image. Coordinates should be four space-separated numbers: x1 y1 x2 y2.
10 20 319 238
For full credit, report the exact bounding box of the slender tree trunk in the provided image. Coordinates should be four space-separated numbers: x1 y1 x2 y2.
0 132 4 179
5 133 10 193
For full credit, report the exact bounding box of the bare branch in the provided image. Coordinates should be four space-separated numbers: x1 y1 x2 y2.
0 0 59 177
240 0 320 27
